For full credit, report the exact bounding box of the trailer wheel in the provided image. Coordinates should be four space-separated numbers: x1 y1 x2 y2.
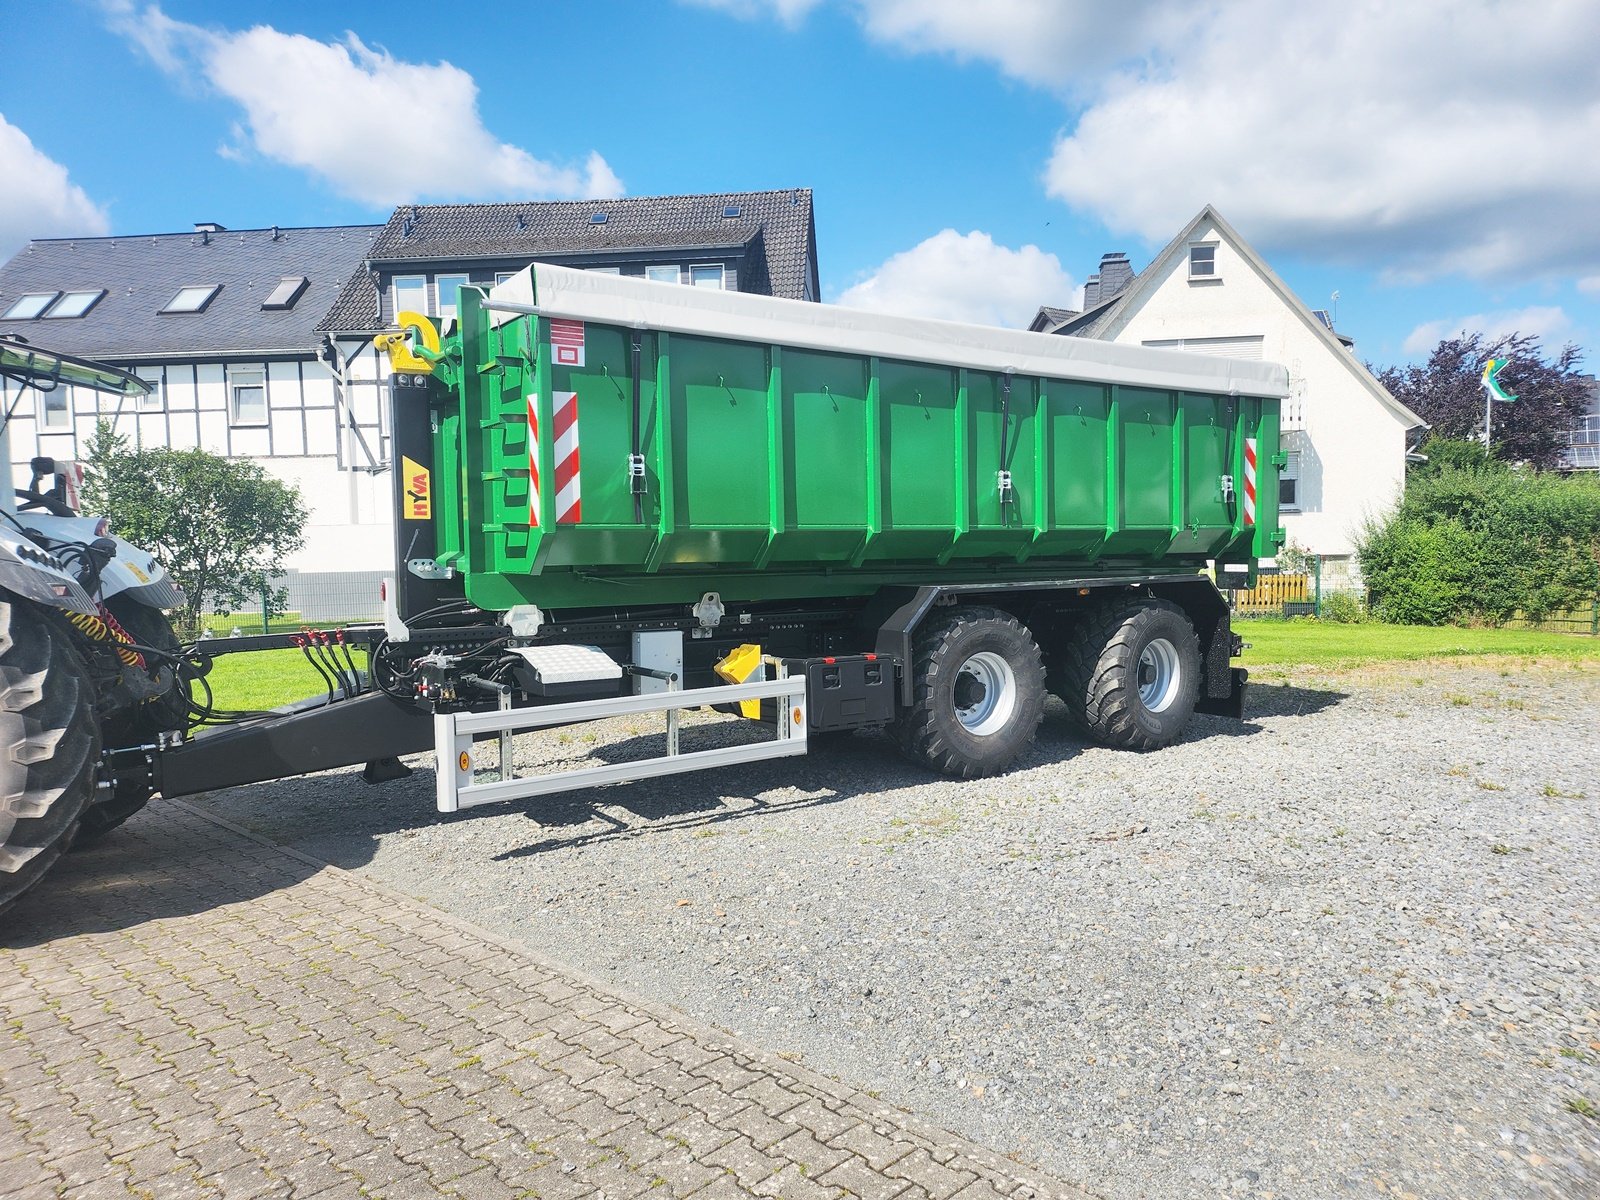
894 606 1045 779
1057 597 1200 750
0 600 101 915
74 601 188 847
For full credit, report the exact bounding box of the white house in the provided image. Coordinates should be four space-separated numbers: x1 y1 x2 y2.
1035 206 1425 574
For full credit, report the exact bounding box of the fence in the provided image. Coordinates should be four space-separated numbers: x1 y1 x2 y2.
1500 602 1600 635
1229 573 1310 616
183 569 385 639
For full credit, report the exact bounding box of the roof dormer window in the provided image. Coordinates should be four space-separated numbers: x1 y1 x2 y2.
3 292 60 319
261 276 309 310
44 289 106 319
161 284 221 314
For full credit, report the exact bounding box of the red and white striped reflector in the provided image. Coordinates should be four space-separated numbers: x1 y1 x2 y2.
1243 437 1258 526
527 395 541 527
553 390 582 523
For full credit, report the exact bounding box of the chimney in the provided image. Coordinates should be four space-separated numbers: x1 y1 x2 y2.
1082 274 1101 308
1098 252 1133 298
194 222 226 234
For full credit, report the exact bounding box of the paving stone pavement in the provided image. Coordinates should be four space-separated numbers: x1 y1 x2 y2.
0 799 1093 1200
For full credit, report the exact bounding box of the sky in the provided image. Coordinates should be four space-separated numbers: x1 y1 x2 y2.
4 0 1598 369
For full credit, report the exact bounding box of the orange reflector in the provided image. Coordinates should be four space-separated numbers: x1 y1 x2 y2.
458 751 471 771
792 708 803 724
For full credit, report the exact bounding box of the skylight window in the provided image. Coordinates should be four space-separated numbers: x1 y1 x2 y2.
589 212 608 224
723 205 742 218
261 276 308 310
162 284 221 314
3 292 60 320
44 289 106 319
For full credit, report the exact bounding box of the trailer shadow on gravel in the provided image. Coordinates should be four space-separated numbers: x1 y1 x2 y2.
119 682 1352 901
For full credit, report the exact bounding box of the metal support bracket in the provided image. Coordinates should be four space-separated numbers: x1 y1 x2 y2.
433 674 808 813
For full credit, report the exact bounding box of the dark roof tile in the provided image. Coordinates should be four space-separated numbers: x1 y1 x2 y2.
319 189 816 332
0 225 379 359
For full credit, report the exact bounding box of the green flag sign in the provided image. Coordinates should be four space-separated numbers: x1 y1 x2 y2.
1481 357 1517 403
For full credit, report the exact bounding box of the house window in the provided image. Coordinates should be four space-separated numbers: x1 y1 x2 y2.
229 367 267 426
435 273 470 320
495 272 517 286
45 289 107 319
646 265 682 285
134 368 165 410
4 292 60 319
162 284 221 314
392 275 426 317
589 267 621 275
689 265 724 290
41 388 70 430
261 276 308 310
1188 244 1218 281
1279 451 1300 511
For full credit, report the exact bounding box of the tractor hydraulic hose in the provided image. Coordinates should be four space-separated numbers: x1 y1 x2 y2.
316 631 353 699
335 629 363 696
294 634 336 706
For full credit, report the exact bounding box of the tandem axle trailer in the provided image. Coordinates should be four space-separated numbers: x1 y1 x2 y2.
1 264 1284 910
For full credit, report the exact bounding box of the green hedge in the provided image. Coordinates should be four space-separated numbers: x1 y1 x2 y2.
1359 467 1600 625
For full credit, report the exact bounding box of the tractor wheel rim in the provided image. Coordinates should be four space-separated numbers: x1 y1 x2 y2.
1138 637 1181 713
953 651 1017 736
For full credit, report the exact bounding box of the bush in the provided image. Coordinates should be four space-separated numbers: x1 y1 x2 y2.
1359 466 1600 625
1318 591 1365 623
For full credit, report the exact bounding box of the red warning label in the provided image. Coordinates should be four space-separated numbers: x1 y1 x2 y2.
549 319 585 368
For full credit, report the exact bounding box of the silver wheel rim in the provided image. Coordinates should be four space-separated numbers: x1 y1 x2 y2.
1138 638 1181 713
953 651 1017 736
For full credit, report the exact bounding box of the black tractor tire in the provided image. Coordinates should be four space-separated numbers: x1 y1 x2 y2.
73 600 188 847
0 600 101 916
893 605 1046 779
1055 597 1201 751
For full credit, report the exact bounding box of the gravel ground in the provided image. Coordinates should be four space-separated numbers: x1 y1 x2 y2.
193 657 1600 1200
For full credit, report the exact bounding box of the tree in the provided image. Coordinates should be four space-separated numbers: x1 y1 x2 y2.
1374 332 1590 469
80 421 308 635
1408 434 1498 477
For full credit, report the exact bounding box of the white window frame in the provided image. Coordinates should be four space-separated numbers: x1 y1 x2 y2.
161 284 221 315
588 266 622 275
3 292 60 320
228 366 268 428
435 273 471 320
44 289 107 319
392 274 427 317
495 271 518 286
135 367 165 411
1279 450 1301 512
40 387 71 430
646 265 682 285
1188 243 1219 282
689 264 725 290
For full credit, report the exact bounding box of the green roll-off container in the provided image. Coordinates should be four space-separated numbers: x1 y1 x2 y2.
422 264 1285 613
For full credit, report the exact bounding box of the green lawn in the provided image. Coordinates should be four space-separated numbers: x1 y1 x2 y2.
201 647 359 712
1240 619 1600 670
196 622 1599 713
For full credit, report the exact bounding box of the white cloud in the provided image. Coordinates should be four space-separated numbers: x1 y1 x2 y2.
682 0 827 27
835 229 1073 327
705 1 1600 283
1402 306 1572 356
1580 275 1600 296
0 114 109 256
107 5 622 207
848 0 1195 90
